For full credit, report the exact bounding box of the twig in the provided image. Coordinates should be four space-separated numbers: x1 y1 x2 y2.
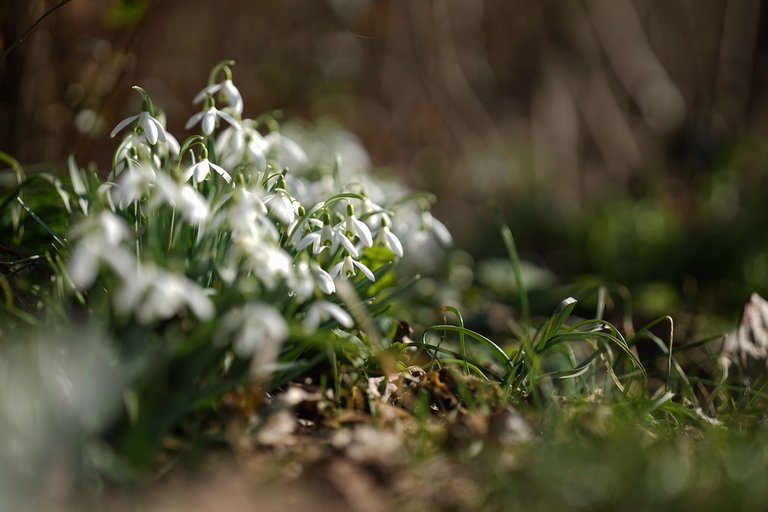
1 0 73 61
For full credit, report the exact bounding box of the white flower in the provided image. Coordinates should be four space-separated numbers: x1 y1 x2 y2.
236 243 293 290
69 243 134 290
110 111 169 146
296 219 334 254
68 212 135 289
97 210 130 246
185 106 239 136
263 189 299 225
220 303 287 379
112 162 156 208
265 132 308 169
304 301 353 330
115 264 214 323
376 224 403 258
194 79 243 115
297 219 359 258
113 134 160 177
312 263 336 294
336 208 373 248
152 174 210 224
215 122 268 171
329 255 375 282
421 211 452 247
182 158 232 184
291 261 315 302
178 186 210 224
359 196 389 229
228 188 279 244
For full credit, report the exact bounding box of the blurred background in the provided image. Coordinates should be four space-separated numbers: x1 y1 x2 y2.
2 0 768 326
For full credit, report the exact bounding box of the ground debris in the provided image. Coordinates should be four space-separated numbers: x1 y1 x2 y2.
720 293 768 382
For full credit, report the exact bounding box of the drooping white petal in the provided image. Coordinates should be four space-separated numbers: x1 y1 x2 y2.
178 185 210 223
114 266 147 315
183 285 215 320
246 137 267 170
265 192 297 225
202 108 217 135
313 264 336 294
430 215 452 246
99 211 130 245
182 161 201 183
380 226 403 258
195 160 211 183
350 216 373 247
352 259 376 282
222 80 243 114
304 301 353 330
68 242 99 289
271 133 308 165
291 261 314 302
138 112 159 144
296 232 321 252
336 234 359 258
193 83 221 104
329 260 345 279
185 110 204 130
109 114 139 138
216 109 240 129
209 161 232 183
165 131 180 155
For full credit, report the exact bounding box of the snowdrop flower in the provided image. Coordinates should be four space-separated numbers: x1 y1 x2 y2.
296 216 334 254
98 210 130 245
263 186 299 225
330 255 375 282
235 242 293 290
420 211 452 247
68 212 135 289
178 186 210 224
265 131 308 169
215 121 268 171
110 110 170 146
194 79 243 115
304 301 353 330
164 131 180 155
115 264 214 323
288 255 336 295
376 222 404 258
297 216 359 258
185 105 239 136
220 303 287 379
112 162 156 208
336 203 373 248
113 135 160 177
291 261 316 302
182 156 232 184
359 195 389 230
285 209 310 248
70 243 134 291
292 260 336 302
229 188 279 243
312 262 336 294
152 174 210 224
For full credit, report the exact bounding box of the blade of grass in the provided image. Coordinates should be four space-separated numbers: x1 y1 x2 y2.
491 205 530 330
16 197 67 247
441 306 470 374
423 324 513 373
538 296 578 350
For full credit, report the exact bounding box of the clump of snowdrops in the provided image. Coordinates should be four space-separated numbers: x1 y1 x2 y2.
66 60 450 378
0 59 452 471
